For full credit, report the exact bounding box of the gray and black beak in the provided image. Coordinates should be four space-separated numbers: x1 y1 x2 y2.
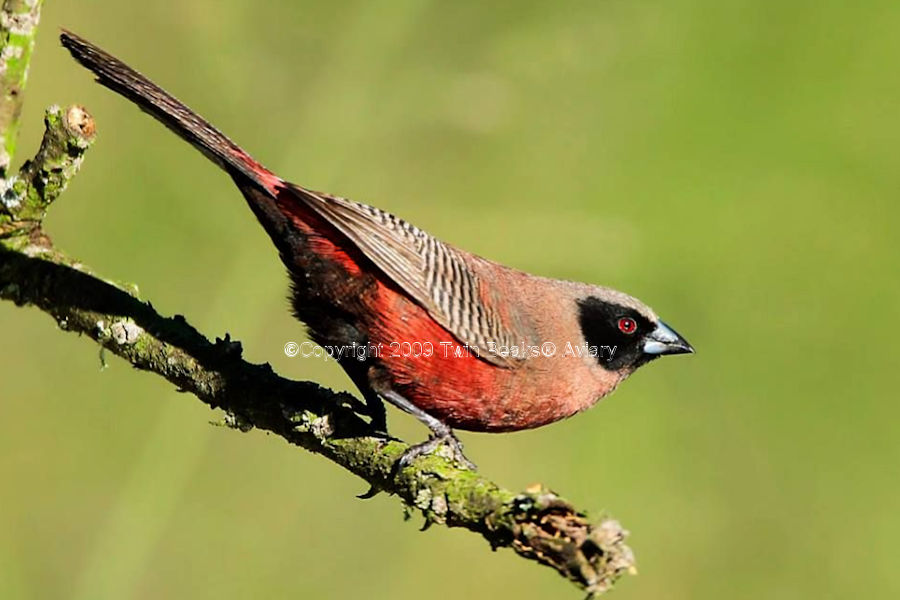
643 321 694 356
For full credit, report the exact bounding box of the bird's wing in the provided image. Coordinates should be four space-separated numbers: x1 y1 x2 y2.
288 184 531 367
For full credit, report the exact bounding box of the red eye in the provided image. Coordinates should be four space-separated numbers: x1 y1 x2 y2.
618 317 637 335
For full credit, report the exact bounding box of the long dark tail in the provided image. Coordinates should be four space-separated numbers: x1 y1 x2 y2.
60 30 282 194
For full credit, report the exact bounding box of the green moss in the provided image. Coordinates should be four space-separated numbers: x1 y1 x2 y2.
0 0 44 179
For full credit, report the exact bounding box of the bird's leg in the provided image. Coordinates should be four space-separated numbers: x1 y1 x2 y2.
378 389 476 471
359 387 388 434
342 360 388 433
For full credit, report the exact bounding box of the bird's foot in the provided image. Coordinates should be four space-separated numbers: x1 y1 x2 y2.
396 431 477 473
363 432 475 499
373 387 477 473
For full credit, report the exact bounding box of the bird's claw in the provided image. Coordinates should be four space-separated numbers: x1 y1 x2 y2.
356 484 382 500
395 431 477 473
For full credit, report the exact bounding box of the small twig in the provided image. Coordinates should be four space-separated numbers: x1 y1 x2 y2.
1 104 95 236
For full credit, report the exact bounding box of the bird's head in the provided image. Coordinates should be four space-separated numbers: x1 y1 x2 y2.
576 289 693 373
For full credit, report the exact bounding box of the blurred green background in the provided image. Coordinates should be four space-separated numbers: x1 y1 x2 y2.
2 1 899 598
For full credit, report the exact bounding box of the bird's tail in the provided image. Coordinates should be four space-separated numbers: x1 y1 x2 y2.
60 30 282 194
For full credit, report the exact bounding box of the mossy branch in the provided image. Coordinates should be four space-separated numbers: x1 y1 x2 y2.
0 10 636 597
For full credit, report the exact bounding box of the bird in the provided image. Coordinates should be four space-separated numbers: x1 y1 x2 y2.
60 30 693 470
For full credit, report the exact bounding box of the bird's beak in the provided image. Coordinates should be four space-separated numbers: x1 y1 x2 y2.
643 320 694 356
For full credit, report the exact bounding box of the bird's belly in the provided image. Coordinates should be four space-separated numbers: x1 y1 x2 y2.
366 281 609 432
383 347 603 432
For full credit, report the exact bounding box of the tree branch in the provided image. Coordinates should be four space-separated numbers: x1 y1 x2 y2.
0 11 636 597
